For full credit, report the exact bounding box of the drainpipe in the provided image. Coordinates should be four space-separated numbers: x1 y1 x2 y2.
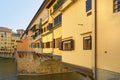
51 14 54 58
93 0 97 80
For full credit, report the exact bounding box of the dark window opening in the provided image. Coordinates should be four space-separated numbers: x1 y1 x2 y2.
86 0 92 12
83 36 92 50
54 13 62 26
113 0 120 12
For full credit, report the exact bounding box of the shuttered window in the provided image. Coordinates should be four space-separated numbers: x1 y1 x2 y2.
41 42 44 48
83 36 92 50
46 42 50 48
39 28 43 34
59 41 63 50
63 39 74 51
48 23 53 30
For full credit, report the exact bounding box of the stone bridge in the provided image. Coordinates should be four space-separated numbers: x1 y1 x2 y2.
16 50 67 74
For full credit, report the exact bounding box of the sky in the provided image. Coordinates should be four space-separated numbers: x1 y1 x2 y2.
0 0 44 32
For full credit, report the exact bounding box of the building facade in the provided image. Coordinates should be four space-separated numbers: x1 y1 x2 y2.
0 27 12 53
18 0 120 80
0 27 23 57
12 33 21 52
96 0 120 79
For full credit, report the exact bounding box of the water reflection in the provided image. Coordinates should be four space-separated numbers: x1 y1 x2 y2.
0 58 17 80
18 72 82 80
0 58 84 80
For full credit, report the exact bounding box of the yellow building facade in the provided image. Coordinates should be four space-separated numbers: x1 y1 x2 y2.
20 0 120 79
0 27 12 53
12 33 21 52
96 0 120 79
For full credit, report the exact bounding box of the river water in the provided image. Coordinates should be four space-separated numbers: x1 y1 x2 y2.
0 58 85 80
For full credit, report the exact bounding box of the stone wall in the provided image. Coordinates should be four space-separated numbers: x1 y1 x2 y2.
16 52 67 74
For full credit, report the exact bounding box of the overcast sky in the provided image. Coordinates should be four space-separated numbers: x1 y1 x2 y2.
0 0 44 32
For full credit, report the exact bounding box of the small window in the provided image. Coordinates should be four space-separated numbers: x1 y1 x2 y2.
44 27 46 32
40 42 44 48
39 28 43 34
86 0 92 16
54 13 62 26
113 0 120 13
83 36 92 50
36 43 40 48
63 39 74 51
46 42 50 48
86 0 92 12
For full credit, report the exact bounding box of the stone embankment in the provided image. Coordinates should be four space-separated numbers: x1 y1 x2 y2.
16 52 69 74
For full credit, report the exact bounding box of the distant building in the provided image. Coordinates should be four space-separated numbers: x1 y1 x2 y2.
0 27 12 53
16 29 24 36
11 32 20 52
0 26 24 57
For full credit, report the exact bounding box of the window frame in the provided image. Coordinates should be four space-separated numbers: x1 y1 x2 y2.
54 13 62 26
62 39 74 51
83 36 92 50
86 0 92 12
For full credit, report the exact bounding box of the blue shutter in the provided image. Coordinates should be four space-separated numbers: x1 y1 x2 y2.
86 0 92 12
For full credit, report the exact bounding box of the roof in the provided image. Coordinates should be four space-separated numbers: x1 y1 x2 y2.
17 29 24 31
0 26 12 32
20 0 49 39
12 32 20 37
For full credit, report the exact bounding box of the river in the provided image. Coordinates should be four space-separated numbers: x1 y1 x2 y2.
0 58 86 80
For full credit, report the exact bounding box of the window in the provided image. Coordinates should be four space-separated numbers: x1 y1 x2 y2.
35 32 38 38
113 0 120 12
39 28 43 34
86 0 92 16
86 0 92 12
31 25 36 32
32 35 36 39
83 36 92 50
54 13 62 26
41 42 44 48
31 43 36 48
47 23 53 30
46 42 50 48
36 43 40 48
43 27 47 32
63 39 74 51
